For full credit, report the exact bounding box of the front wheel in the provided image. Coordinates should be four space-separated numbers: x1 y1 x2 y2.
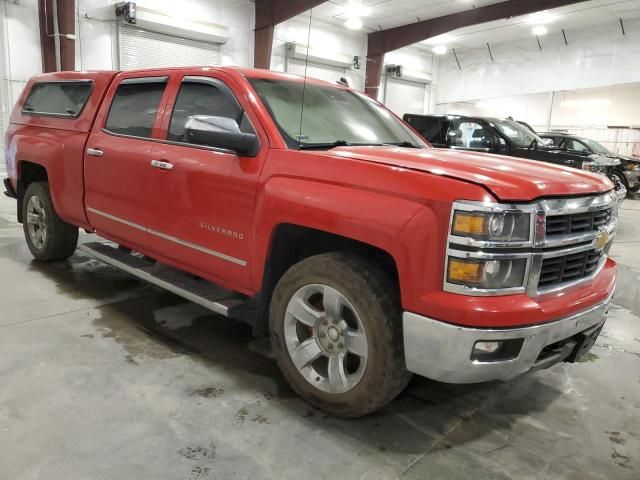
269 252 411 417
22 182 79 261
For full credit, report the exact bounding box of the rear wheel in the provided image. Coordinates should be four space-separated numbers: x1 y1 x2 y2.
269 252 411 417
22 182 78 261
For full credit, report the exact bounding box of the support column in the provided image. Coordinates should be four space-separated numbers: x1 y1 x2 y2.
57 0 76 71
38 0 57 72
254 25 274 70
364 53 384 99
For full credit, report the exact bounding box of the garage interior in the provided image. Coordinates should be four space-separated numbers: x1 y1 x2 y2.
1 0 639 478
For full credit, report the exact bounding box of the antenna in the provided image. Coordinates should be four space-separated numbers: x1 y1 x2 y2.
297 8 313 147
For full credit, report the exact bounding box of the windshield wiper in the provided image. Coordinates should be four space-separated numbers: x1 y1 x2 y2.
383 141 422 148
298 140 383 150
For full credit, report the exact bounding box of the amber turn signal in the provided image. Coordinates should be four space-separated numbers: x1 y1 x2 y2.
447 258 483 284
452 212 487 237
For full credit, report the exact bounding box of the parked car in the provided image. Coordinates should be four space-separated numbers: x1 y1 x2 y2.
539 132 640 193
4 68 617 417
403 114 626 200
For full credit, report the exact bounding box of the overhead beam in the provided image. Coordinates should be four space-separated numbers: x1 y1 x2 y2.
254 0 327 69
365 0 591 97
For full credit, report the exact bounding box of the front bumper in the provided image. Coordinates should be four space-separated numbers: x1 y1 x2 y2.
403 293 612 384
3 178 16 199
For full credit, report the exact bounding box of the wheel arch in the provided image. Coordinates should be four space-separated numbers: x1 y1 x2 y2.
252 223 401 337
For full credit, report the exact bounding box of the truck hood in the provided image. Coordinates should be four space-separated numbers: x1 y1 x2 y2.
327 146 613 202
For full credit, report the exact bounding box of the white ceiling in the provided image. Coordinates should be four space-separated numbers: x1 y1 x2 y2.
306 0 640 50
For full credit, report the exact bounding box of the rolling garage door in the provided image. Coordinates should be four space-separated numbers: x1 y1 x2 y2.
119 25 221 71
384 77 429 117
286 59 346 85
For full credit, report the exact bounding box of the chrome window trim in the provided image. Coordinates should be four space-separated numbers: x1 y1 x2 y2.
444 191 618 297
86 207 247 267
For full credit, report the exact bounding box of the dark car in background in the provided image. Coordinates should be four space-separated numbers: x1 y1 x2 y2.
539 132 639 193
404 114 625 200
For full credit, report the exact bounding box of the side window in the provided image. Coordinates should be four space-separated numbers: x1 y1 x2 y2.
407 116 445 145
168 78 252 143
566 139 589 153
105 78 167 138
22 82 92 117
450 120 495 149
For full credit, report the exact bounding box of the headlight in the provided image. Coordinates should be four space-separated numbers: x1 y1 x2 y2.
447 257 527 290
451 209 530 243
582 161 605 173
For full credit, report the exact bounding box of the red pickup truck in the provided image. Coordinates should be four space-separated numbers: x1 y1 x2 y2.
3 67 617 417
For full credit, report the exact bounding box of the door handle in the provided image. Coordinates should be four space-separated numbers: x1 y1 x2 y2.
150 159 174 171
87 148 104 157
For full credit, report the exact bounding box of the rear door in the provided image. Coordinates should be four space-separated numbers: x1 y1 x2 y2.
84 73 170 250
145 71 267 290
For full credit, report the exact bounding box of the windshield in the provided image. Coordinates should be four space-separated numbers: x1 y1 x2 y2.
249 78 426 149
491 119 544 148
580 137 611 155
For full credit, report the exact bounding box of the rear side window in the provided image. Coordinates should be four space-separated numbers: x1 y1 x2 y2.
22 82 92 117
105 77 168 138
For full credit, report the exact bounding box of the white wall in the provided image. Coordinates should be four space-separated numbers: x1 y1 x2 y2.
1 0 41 109
77 0 254 71
272 16 367 90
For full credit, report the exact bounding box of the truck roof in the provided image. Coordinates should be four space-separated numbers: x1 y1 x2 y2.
28 66 343 87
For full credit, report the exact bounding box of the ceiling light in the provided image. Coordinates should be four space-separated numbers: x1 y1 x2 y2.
532 25 548 36
344 17 363 30
433 45 448 55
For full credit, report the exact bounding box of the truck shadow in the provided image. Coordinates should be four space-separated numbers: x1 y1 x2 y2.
26 250 564 457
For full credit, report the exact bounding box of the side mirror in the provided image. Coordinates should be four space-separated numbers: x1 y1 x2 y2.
184 115 259 157
491 137 507 152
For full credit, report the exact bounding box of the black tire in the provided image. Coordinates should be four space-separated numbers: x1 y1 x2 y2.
22 181 78 262
611 171 628 191
269 252 411 418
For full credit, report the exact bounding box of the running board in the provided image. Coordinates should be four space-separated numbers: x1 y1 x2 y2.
79 242 250 319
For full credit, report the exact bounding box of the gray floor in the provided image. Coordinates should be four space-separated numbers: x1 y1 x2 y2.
0 192 639 480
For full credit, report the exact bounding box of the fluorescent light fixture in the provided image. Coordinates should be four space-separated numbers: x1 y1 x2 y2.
532 25 548 36
561 99 612 108
423 34 454 46
343 1 371 17
344 17 363 30
433 45 448 55
528 11 555 25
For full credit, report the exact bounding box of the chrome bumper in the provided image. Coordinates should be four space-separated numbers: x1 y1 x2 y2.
403 294 612 384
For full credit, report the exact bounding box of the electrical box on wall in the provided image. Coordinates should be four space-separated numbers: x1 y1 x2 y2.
115 2 137 24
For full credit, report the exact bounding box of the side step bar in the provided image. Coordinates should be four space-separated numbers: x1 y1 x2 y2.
79 242 251 319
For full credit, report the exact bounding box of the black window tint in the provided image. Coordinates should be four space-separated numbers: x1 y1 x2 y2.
105 79 167 138
169 80 246 142
23 82 92 117
405 116 447 145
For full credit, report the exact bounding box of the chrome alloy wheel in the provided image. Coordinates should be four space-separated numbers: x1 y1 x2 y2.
26 196 47 249
284 284 368 394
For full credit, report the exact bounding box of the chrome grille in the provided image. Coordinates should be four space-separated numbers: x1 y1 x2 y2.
538 249 603 288
546 208 612 236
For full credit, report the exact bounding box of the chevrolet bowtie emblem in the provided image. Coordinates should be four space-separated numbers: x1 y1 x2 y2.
595 228 610 251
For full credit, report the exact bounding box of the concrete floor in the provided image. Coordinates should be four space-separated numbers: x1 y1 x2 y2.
0 192 638 480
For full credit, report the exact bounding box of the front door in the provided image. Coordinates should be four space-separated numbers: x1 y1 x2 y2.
146 73 266 291
84 75 170 250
